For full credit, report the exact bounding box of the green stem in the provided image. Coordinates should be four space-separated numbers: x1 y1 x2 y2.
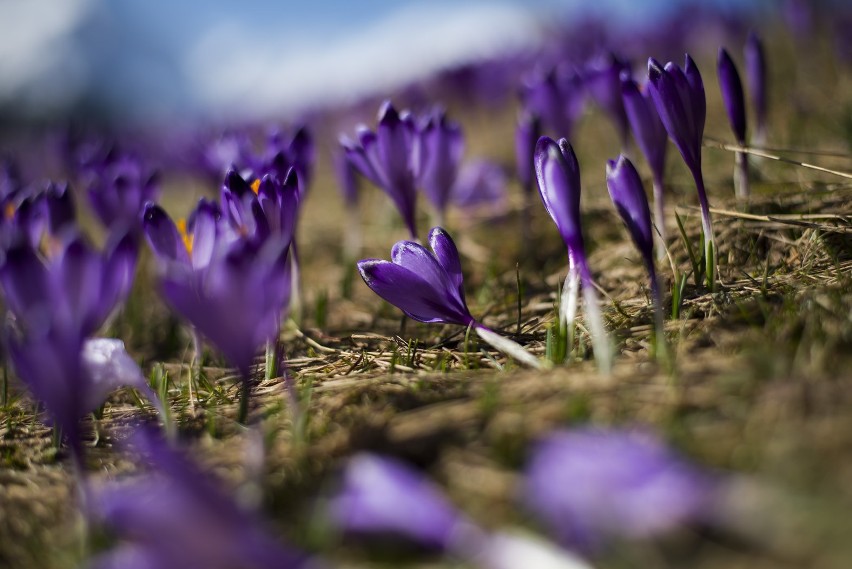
237 376 250 425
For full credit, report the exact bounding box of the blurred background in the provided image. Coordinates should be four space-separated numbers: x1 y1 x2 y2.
0 0 780 126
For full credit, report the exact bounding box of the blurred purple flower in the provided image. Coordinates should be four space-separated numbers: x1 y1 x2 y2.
583 53 631 148
520 66 585 140
87 154 160 231
329 453 475 550
87 427 312 569
258 126 315 195
744 32 767 144
621 74 668 254
450 160 507 213
44 182 77 237
416 107 464 221
0 231 137 338
328 453 594 569
342 101 419 238
143 199 223 271
197 129 254 183
524 428 714 551
159 237 290 380
334 151 360 208
535 136 610 372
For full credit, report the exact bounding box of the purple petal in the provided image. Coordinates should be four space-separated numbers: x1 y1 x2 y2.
143 204 190 265
744 32 767 134
357 259 473 326
606 156 654 272
524 428 714 551
534 137 586 264
717 48 747 144
428 226 466 305
329 453 464 550
621 75 667 180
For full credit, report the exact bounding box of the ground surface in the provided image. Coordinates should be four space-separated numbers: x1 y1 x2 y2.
1 40 851 569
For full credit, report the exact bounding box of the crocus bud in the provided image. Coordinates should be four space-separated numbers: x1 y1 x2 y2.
717 48 747 145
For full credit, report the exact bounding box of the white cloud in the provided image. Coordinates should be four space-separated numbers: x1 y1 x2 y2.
184 2 540 119
0 0 91 109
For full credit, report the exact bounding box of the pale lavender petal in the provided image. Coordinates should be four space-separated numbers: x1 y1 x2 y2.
329 453 464 550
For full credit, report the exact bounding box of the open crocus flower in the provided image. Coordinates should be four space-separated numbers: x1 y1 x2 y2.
717 47 750 199
358 226 542 369
621 73 668 258
143 199 223 272
647 55 717 289
606 156 665 356
0 230 137 338
535 136 611 374
416 107 464 225
744 32 767 146
158 236 291 423
328 453 592 569
87 428 312 569
2 234 157 465
341 101 419 238
523 428 715 552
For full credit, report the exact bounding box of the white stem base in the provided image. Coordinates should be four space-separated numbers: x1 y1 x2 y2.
475 326 543 370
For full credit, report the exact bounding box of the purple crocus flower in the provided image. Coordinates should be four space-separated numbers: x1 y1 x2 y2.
520 66 585 140
43 182 76 237
259 126 314 194
523 428 714 552
87 428 312 569
416 108 464 224
341 101 419 238
535 136 610 373
450 160 507 213
329 453 475 550
647 56 717 288
621 74 668 257
328 453 594 569
158 235 291 422
0 231 137 338
606 156 665 348
1 235 154 464
717 47 750 199
583 53 631 149
358 226 541 368
744 32 767 146
87 154 160 231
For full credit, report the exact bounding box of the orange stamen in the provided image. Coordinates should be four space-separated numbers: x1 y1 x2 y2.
176 218 194 257
4 203 14 220
251 179 260 194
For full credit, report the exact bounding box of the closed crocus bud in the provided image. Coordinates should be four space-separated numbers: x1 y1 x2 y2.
417 108 464 221
744 32 767 144
535 136 611 373
717 48 747 145
717 47 750 199
648 55 716 288
621 73 668 256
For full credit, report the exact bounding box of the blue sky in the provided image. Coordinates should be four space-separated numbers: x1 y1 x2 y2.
0 0 766 123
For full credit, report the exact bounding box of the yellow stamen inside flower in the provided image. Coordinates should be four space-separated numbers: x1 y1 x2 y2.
4 203 14 220
176 217 194 257
251 179 260 194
